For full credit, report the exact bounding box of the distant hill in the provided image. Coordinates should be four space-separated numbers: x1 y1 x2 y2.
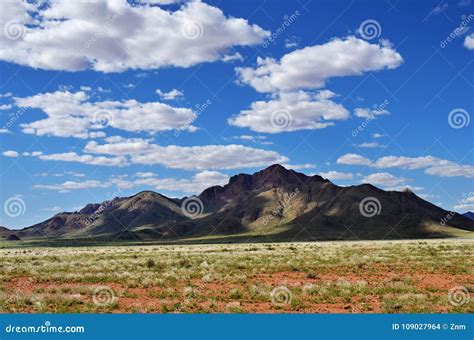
463 211 474 220
0 226 14 240
4 164 474 243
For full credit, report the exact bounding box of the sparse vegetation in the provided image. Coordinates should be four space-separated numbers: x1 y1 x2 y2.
146 259 156 269
0 239 472 313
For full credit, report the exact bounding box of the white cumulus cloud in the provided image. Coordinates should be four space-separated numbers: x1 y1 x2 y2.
87 138 289 170
34 180 110 191
337 153 474 178
35 171 230 195
39 152 127 167
361 172 410 187
132 170 229 193
358 142 386 148
319 171 354 180
236 36 403 93
228 91 349 133
14 90 196 138
0 0 269 72
464 33 474 50
156 89 184 100
33 136 289 170
336 153 372 166
354 107 390 118
2 150 19 157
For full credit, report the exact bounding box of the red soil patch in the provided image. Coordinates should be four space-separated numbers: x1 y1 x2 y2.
2 266 471 313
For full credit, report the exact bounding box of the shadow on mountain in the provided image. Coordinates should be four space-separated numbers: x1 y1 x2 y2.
3 164 473 245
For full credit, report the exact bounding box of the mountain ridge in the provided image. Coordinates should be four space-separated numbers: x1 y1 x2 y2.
463 211 474 220
2 164 473 243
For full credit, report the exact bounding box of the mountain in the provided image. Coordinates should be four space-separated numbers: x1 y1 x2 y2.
0 226 14 240
3 164 474 243
463 211 474 220
15 193 187 241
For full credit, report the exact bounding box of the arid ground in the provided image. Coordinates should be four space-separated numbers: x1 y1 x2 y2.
0 239 472 313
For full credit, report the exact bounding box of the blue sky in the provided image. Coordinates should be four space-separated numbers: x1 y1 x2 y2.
0 0 473 229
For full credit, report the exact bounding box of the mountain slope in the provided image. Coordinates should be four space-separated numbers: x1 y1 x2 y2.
182 164 474 240
3 164 474 242
463 211 474 220
0 226 18 241
75 191 188 239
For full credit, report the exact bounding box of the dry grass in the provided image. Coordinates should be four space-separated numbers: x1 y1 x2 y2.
0 239 472 313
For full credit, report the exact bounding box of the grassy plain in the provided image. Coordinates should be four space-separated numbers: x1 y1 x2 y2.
0 239 472 313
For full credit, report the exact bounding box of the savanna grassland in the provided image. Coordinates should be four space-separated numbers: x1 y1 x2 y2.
0 239 472 313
